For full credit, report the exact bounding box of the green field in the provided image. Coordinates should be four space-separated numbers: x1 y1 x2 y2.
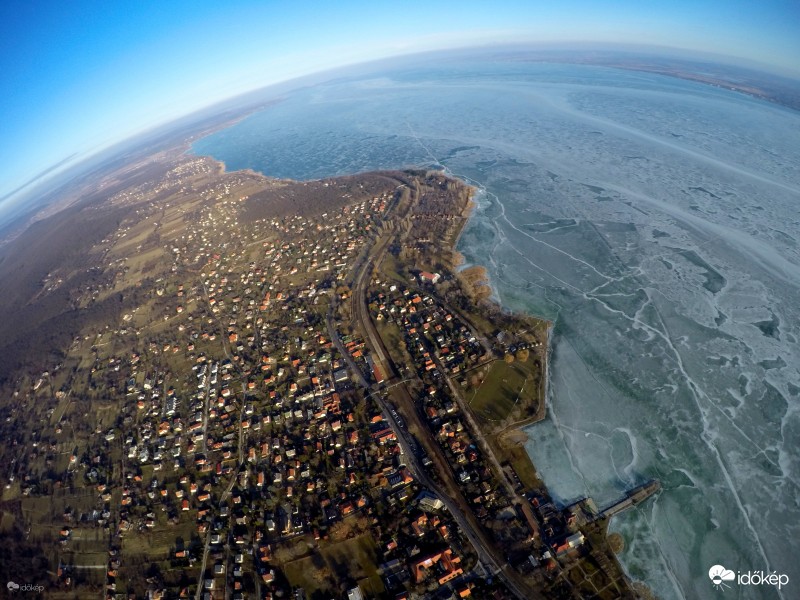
121 519 198 560
376 320 404 355
468 357 539 425
467 356 545 491
377 251 406 284
0 510 14 533
490 433 542 491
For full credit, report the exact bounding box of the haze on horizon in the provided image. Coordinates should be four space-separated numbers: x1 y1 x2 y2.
1 0 798 213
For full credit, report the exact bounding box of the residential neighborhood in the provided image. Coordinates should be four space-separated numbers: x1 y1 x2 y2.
0 156 641 600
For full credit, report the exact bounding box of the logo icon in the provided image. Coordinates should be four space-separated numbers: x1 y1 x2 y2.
7 581 20 591
709 565 735 591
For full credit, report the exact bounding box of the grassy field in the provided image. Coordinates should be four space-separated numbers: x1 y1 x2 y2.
376 320 404 356
490 431 542 491
465 356 546 492
63 550 108 567
0 510 14 533
378 252 404 283
468 357 539 426
49 394 72 426
283 533 383 596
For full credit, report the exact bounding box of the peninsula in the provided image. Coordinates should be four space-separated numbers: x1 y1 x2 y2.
0 142 652 599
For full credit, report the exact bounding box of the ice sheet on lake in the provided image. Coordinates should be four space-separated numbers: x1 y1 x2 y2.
193 61 800 600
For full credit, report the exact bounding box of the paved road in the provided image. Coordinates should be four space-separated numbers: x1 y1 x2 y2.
194 282 249 600
341 229 540 600
327 306 511 584
194 442 240 600
430 352 524 504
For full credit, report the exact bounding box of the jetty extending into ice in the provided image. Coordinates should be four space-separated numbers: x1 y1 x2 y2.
567 479 662 526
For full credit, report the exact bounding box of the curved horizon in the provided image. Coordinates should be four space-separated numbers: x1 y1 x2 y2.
1 0 799 208
2 41 799 222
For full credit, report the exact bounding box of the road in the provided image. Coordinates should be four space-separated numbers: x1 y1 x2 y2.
336 227 541 600
327 309 511 586
430 351 526 506
193 441 241 600
194 282 250 600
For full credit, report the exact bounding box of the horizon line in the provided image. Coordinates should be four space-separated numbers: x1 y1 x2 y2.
3 40 798 215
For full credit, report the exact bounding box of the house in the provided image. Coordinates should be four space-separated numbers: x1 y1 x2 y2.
346 588 364 600
417 492 444 512
411 548 462 584
566 532 585 548
418 271 440 284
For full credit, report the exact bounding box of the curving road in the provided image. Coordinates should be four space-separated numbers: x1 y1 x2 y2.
336 227 541 600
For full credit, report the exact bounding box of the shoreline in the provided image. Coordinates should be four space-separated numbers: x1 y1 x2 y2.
184 139 659 600
438 177 642 597
0 138 640 597
138 142 643 595
450 179 552 425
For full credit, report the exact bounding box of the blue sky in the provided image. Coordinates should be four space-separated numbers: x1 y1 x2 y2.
1 0 798 206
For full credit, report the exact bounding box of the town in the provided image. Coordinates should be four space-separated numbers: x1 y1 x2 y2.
0 153 647 600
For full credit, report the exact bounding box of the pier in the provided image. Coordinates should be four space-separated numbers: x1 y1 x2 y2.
565 479 661 526
598 479 661 520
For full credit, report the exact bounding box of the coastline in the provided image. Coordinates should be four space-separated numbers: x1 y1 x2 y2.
450 180 551 429
6 52 795 593
438 177 643 597
0 140 642 597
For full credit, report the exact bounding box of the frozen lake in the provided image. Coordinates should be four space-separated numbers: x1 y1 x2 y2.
193 59 800 599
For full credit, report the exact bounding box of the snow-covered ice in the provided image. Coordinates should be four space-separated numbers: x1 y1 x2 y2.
193 60 800 600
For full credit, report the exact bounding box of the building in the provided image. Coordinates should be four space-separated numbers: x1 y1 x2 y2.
346 587 364 600
418 271 441 285
416 491 444 512
411 548 462 585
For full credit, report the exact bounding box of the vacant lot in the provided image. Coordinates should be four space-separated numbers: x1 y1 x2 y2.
490 429 542 491
468 357 539 426
283 533 382 597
